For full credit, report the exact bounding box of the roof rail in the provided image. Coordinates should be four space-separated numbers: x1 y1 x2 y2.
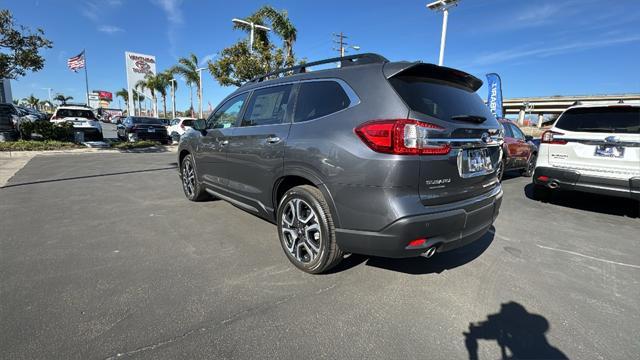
248 53 389 84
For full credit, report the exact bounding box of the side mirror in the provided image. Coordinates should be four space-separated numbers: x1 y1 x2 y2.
525 135 533 142
193 119 207 131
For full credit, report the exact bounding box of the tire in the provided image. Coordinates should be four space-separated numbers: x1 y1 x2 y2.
277 185 344 274
522 154 537 177
180 154 210 202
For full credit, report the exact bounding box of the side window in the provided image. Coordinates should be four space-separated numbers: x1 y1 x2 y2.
502 123 514 138
294 81 351 123
509 124 525 140
241 85 292 127
207 93 248 129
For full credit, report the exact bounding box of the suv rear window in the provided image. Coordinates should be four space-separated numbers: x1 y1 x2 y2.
294 81 350 122
182 120 194 127
555 107 640 134
56 109 95 119
389 76 494 122
132 117 164 125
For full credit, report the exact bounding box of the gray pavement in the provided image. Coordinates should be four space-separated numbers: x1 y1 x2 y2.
1 152 639 359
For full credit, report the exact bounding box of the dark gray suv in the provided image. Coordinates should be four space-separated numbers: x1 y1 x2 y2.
178 54 503 273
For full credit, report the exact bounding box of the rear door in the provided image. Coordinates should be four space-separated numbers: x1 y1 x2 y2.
387 69 502 206
547 106 640 179
224 84 294 214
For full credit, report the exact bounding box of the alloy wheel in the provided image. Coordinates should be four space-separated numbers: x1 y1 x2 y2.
182 160 196 198
280 198 322 264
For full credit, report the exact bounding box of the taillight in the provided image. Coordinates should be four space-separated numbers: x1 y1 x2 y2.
355 119 450 155
541 130 567 144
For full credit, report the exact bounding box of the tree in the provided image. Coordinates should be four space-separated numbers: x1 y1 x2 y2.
208 41 285 87
54 94 73 105
0 9 53 79
208 6 298 87
24 94 39 109
235 6 297 66
137 73 160 117
154 71 175 118
171 53 201 117
115 88 128 109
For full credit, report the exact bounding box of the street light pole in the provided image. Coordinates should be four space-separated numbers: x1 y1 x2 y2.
197 68 206 119
427 0 460 66
42 88 53 102
232 18 271 54
170 78 177 118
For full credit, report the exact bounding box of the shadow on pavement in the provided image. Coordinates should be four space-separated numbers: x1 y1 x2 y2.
0 166 177 189
524 183 639 218
463 301 568 360
328 228 495 275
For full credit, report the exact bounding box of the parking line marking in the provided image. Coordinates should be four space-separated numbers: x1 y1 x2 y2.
536 244 640 270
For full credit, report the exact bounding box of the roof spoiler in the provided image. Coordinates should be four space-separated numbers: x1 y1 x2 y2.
383 62 483 92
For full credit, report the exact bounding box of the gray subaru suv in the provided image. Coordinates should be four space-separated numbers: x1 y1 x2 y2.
178 53 503 273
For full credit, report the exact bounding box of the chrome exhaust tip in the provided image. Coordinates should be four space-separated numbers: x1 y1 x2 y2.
548 181 559 189
421 246 437 259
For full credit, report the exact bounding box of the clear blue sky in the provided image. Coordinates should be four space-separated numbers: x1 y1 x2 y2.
6 0 640 110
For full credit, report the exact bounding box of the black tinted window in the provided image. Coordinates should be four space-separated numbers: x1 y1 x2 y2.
555 107 640 134
242 85 292 127
389 76 494 122
294 81 350 123
132 117 163 124
182 120 194 127
56 109 95 119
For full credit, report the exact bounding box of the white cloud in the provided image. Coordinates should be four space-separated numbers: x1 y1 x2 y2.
469 35 640 67
151 0 184 58
97 25 124 34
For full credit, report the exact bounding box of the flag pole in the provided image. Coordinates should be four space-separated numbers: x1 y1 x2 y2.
83 50 90 107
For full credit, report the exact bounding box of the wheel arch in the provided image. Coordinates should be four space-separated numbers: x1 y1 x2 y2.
272 172 341 228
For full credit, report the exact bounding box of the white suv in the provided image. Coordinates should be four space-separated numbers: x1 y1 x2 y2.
533 104 640 200
166 117 195 142
51 105 103 141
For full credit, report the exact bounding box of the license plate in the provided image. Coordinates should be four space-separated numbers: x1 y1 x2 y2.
466 148 492 173
147 128 155 133
595 145 624 158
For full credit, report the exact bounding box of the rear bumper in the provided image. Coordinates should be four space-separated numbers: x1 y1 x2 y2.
335 185 502 258
533 166 640 200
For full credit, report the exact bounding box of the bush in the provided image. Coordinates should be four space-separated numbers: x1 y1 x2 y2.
0 140 80 151
20 121 74 141
111 140 160 149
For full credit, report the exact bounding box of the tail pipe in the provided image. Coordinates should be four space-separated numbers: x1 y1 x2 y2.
421 246 438 259
548 181 559 189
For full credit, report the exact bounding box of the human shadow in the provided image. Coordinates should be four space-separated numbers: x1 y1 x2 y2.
326 227 495 275
463 302 568 360
524 183 639 218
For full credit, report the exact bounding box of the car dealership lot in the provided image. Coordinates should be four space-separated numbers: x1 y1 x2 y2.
1 152 638 359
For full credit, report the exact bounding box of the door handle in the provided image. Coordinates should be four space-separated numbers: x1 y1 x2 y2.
266 136 281 144
220 140 229 146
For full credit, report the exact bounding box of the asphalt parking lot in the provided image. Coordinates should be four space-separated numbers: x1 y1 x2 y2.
1 151 639 359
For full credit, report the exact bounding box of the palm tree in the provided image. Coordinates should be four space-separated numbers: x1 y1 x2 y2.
154 71 174 118
116 88 129 110
171 53 201 118
134 80 149 116
234 6 298 66
54 94 73 105
24 94 40 109
256 6 297 66
137 74 161 117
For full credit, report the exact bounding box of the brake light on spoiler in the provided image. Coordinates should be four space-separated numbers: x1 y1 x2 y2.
355 119 451 155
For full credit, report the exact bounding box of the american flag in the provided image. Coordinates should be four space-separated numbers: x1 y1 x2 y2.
67 51 85 72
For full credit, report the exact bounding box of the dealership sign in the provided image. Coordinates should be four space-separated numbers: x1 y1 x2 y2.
125 52 156 115
485 73 504 118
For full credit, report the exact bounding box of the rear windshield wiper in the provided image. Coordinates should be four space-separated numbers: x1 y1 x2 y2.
451 115 487 124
